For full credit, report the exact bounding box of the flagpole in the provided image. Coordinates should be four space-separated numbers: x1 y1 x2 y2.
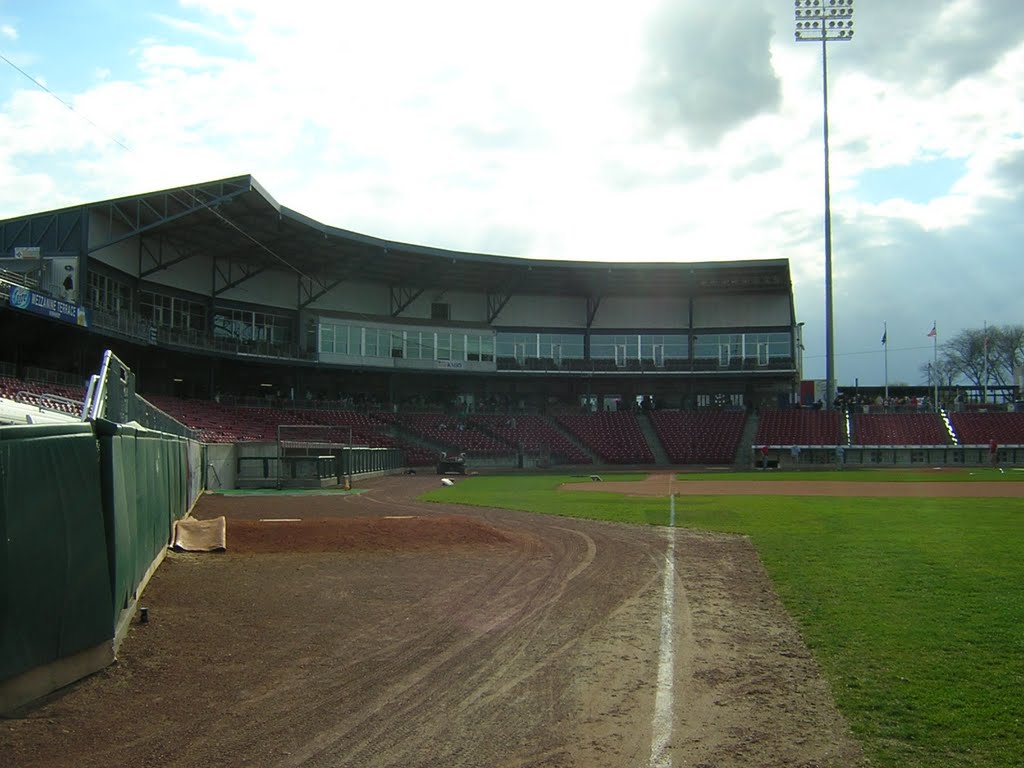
883 322 889 400
983 320 988 404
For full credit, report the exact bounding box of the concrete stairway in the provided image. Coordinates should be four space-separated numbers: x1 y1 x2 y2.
735 413 759 466
638 412 671 466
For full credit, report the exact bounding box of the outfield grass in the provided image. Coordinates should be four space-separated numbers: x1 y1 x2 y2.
423 474 1024 768
677 468 1024 482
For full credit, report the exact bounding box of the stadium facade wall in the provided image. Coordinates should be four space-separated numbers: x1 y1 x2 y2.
206 442 238 491
0 422 201 713
312 280 390 315
693 294 791 327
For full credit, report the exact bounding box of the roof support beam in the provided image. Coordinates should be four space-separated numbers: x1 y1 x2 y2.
298 275 343 308
212 255 267 296
139 235 201 278
486 292 512 324
88 178 253 253
390 284 424 317
0 209 86 258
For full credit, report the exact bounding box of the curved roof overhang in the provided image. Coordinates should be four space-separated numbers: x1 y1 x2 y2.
2 174 792 304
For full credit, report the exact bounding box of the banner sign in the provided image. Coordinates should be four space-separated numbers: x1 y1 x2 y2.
436 360 465 370
49 256 80 303
8 286 89 327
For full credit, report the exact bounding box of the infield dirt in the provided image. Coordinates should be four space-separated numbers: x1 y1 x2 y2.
2 473 864 767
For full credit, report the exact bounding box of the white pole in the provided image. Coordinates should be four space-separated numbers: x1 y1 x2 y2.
933 321 939 410
983 320 988 404
883 322 889 400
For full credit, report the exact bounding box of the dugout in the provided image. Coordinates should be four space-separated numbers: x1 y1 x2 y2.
235 438 403 489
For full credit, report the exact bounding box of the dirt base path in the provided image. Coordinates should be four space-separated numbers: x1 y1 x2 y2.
2 475 863 767
566 472 1021 497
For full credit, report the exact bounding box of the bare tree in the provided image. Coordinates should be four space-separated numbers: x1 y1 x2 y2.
919 357 959 387
937 324 1024 390
940 329 987 388
988 324 1024 387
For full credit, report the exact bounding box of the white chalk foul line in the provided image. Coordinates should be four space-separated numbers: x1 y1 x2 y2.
649 493 676 768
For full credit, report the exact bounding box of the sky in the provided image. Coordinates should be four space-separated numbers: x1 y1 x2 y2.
0 0 1021 388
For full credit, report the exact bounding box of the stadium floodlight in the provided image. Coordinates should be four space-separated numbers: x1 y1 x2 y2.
795 0 854 410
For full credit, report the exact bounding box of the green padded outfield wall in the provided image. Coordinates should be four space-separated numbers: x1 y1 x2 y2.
2 421 199 691
96 422 193 623
0 424 114 683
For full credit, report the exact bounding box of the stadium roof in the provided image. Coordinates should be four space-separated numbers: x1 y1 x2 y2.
1 174 791 301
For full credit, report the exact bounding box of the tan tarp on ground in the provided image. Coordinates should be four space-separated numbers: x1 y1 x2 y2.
172 517 226 552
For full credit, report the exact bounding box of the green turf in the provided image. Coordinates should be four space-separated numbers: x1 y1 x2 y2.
422 474 1024 768
564 471 649 482
677 468 1024 482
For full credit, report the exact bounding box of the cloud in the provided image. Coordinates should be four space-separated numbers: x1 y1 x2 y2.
990 147 1024 194
637 0 781 146
151 13 235 44
1 24 17 41
845 0 1024 91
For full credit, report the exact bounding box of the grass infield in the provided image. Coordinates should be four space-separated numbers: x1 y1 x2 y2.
422 472 1024 768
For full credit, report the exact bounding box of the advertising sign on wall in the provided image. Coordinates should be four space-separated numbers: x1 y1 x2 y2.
8 286 90 327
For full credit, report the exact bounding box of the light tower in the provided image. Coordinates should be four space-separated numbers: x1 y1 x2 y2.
795 0 853 410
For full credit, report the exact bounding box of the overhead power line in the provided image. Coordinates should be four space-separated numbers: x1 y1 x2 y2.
1 47 310 279
0 49 131 151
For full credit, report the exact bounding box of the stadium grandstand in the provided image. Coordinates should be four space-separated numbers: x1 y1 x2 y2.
2 174 1021 476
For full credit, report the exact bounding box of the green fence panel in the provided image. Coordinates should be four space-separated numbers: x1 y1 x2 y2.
99 430 137 619
0 430 112 682
135 432 165 588
98 425 197 626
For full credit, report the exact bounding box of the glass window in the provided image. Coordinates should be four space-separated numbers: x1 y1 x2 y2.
497 332 542 359
693 333 742 360
89 272 131 315
365 328 379 357
335 325 349 355
214 308 292 345
590 334 617 359
319 324 335 354
739 332 792 362
407 331 422 359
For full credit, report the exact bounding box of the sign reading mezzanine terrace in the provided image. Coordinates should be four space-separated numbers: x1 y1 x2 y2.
8 286 89 327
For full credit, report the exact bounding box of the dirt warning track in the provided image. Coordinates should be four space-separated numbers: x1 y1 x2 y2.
2 475 863 767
